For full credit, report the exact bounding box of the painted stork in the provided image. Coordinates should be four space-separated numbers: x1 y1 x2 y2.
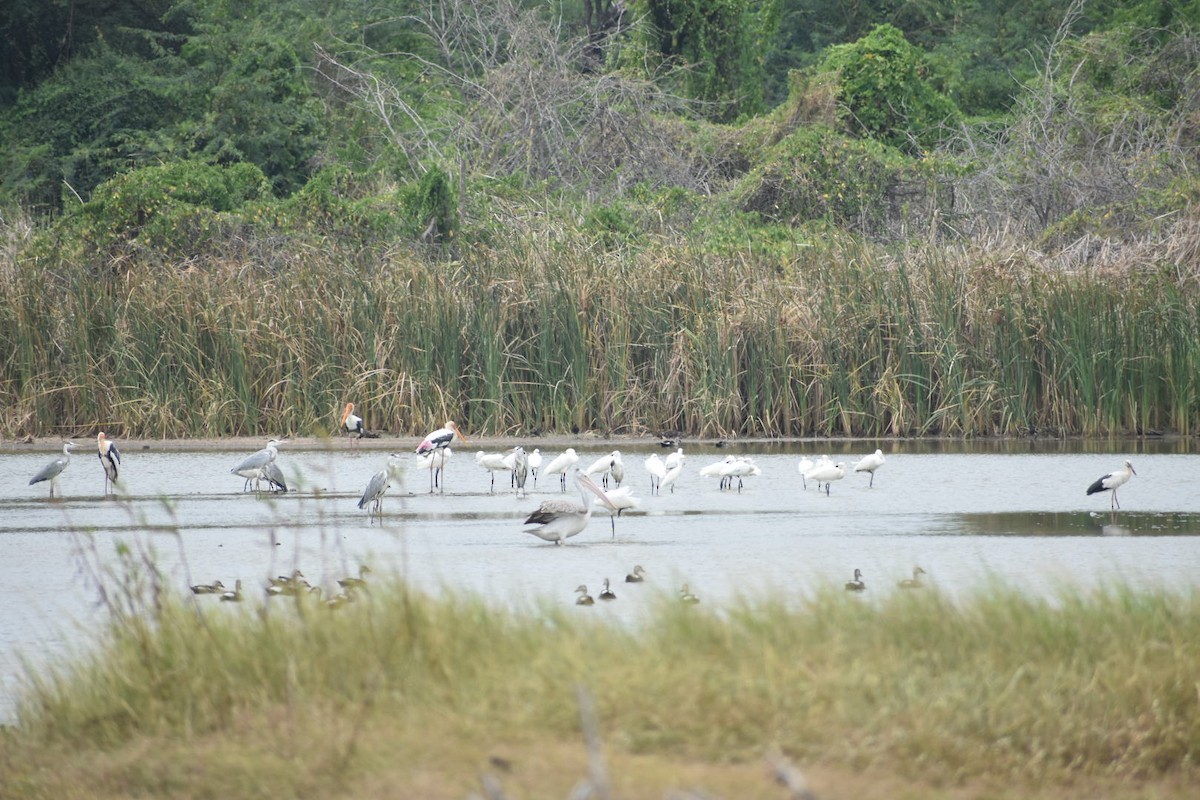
416 421 467 493
96 432 121 496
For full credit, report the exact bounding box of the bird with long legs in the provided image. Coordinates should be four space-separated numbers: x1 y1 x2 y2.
231 439 284 492
853 449 886 487
522 469 618 544
805 461 846 495
1087 460 1136 510
585 450 623 488
340 402 368 444
594 485 641 538
645 453 666 495
664 447 686 471
358 454 402 523
96 432 121 496
261 459 288 493
543 448 579 492
511 446 529 497
416 421 467 493
474 450 511 492
797 457 814 490
29 442 76 499
527 448 543 486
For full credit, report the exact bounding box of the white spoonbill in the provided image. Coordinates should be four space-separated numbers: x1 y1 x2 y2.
358 453 402 523
416 421 467 493
474 450 511 492
804 461 846 495
527 448 543 486
699 456 736 486
664 447 686 471
1086 460 1136 510
522 469 618 545
853 449 886 487
29 442 76 498
644 453 666 495
231 439 284 492
660 462 683 493
585 450 623 488
797 457 814 489
594 485 641 537
719 456 760 493
543 448 579 491
96 432 121 496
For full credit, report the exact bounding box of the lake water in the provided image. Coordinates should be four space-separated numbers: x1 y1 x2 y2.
2 438 1199 723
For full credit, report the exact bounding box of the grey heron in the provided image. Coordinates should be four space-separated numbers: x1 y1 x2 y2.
358 454 401 522
231 438 283 492
29 442 76 498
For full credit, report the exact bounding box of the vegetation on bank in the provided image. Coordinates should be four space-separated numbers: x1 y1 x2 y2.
1 0 1198 440
3 575 1198 798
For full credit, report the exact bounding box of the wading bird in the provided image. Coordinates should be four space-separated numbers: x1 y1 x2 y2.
358 454 401 522
853 449 886 487
699 455 737 486
543 448 579 491
1087 460 1136 510
660 462 683 494
719 456 760 493
474 450 511 492
797 457 814 490
664 447 686 471
844 569 866 592
261 460 288 493
416 421 467 493
522 469 618 544
805 461 846 496
594 485 640 537
585 450 624 488
898 567 926 589
231 438 284 492
96 432 121 496
527 448 543 486
29 442 76 499
511 445 529 497
645 453 666 495
340 402 366 442
625 565 646 583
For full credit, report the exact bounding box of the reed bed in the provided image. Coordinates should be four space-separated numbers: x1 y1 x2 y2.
1 213 1197 440
5 576 1198 798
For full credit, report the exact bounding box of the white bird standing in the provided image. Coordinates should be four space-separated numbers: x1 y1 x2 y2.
96 431 121 496
511 445 529 497
699 455 736 486
594 485 641 538
358 453 402 523
644 453 666 495
797 457 814 490
416 421 468 493
585 450 623 488
29 442 76 498
719 456 760 493
340 402 366 441
527 448 543 486
660 462 683 494
853 449 886 487
522 469 618 544
805 461 846 496
663 447 686 471
1087 460 1136 510
543 448 579 491
231 439 283 492
474 450 511 492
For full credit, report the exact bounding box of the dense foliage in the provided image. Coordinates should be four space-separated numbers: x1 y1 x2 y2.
1 0 1199 439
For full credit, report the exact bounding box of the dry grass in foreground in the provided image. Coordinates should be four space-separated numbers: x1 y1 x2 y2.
1 576 1198 799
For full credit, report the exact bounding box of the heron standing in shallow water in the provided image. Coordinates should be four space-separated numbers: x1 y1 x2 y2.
29 442 76 499
231 439 284 492
358 454 402 523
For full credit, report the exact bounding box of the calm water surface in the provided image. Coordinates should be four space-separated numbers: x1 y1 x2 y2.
2 438 1199 722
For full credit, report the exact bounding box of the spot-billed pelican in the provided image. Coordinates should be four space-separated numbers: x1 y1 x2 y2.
29 442 75 498
844 569 866 592
853 449 886 487
416 421 467 493
575 584 595 605
231 438 283 492
358 454 401 522
543 448 579 491
474 450 511 492
1087 460 1136 510
625 565 646 583
645 453 666 495
898 567 926 589
805 461 846 495
522 469 617 544
96 432 121 496
599 578 616 601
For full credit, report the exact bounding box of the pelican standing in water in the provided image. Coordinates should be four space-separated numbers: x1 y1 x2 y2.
231 438 284 492
543 448 579 492
1086 460 1136 510
29 442 76 498
358 454 402 522
853 449 886 487
96 432 121 496
416 420 467 493
522 469 618 544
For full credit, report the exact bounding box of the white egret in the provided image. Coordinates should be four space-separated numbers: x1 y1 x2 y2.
527 448 543 486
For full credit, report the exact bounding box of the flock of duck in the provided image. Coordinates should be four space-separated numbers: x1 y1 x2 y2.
570 565 701 606
189 566 371 609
